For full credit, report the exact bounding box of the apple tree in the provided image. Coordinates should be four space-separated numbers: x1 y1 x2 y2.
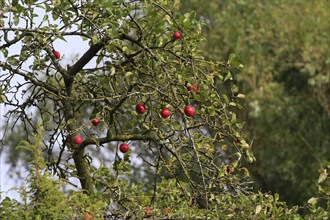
1 0 328 219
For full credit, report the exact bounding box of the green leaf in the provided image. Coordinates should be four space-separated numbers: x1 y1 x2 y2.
224 71 232 81
228 53 244 68
228 53 236 64
231 112 237 123
0 197 12 208
7 56 20 66
222 94 229 104
57 35 67 42
307 197 318 206
0 94 6 103
1 48 8 57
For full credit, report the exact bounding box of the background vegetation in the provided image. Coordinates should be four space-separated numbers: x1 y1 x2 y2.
180 0 330 207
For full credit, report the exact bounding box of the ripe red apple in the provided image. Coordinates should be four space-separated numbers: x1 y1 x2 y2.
173 31 182 39
187 84 198 93
145 207 152 218
119 143 129 153
83 213 93 220
160 108 171 119
184 105 195 117
73 135 83 145
52 50 60 59
135 103 146 114
91 118 100 126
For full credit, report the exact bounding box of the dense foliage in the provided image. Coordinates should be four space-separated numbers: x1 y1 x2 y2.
0 0 329 219
180 0 330 206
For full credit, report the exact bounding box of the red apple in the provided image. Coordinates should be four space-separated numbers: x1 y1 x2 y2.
91 118 100 126
160 108 171 119
145 207 152 218
187 84 198 93
184 105 195 117
135 103 146 114
173 31 182 39
52 50 60 59
119 143 129 153
73 135 83 145
83 214 93 220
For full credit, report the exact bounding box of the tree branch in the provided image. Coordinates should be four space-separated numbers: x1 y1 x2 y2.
68 42 105 76
80 134 153 149
119 34 159 61
0 32 29 49
0 27 90 38
0 61 60 95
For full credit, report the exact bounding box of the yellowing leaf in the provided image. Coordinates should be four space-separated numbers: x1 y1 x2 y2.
110 67 116 76
317 169 328 184
237 94 245 98
255 205 262 214
307 197 318 205
125 72 134 77
241 167 250 176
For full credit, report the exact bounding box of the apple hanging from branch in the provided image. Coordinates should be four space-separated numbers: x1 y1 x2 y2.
184 105 195 117
52 50 61 59
73 135 83 145
91 118 100 126
160 108 171 119
83 213 93 220
173 31 182 39
145 207 152 218
187 84 198 93
135 103 146 114
119 143 129 153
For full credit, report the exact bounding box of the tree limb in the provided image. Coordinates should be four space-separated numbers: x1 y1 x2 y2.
68 42 105 76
